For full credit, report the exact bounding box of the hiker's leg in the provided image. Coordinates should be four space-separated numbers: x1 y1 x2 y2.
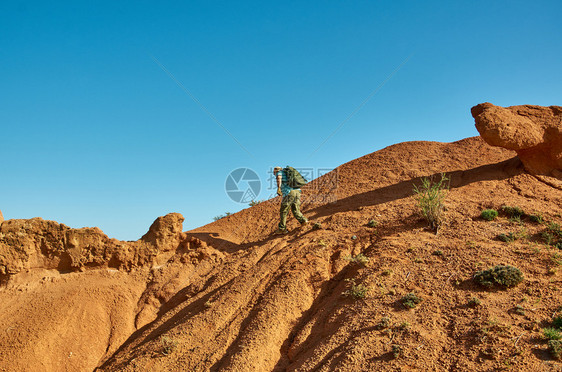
279 195 291 230
290 190 307 223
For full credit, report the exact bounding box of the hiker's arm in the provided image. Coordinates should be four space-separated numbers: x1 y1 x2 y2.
276 174 282 196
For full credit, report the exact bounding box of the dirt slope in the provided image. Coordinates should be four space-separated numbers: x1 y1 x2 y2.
1 136 562 371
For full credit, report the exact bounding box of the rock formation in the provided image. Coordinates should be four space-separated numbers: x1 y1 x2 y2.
471 102 562 176
0 213 188 281
0 210 3 224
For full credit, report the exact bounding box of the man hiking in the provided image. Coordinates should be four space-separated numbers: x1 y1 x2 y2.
273 166 308 234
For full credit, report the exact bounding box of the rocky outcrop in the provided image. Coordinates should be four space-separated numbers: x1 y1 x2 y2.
0 213 188 281
140 212 185 252
471 102 562 176
0 210 3 224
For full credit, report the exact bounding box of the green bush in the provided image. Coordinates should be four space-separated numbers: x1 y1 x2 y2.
481 209 499 221
413 173 449 231
473 265 523 288
544 328 562 340
367 219 378 228
400 293 423 308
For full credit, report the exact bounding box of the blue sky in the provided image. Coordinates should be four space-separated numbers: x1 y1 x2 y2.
1 1 561 240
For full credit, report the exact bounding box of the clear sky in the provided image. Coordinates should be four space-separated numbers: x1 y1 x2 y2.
1 0 561 240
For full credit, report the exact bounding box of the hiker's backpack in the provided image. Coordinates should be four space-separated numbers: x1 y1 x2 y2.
284 166 308 188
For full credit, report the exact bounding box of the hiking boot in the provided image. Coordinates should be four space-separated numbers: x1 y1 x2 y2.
274 228 289 235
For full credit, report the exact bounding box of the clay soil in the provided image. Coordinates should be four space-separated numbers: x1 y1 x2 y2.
1 136 562 371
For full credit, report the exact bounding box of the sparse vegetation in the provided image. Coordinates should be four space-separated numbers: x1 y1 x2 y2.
397 321 410 330
473 265 523 288
248 200 264 207
481 209 498 221
376 317 391 329
432 250 443 256
367 219 378 228
413 173 449 231
497 232 516 243
344 253 369 266
529 213 543 224
501 205 526 219
514 304 526 315
160 335 178 355
213 212 232 221
381 269 393 276
391 344 402 358
549 340 562 359
542 223 562 247
343 279 369 299
312 222 322 230
400 293 422 308
468 297 481 307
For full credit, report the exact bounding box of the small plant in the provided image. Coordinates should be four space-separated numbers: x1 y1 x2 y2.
509 215 522 224
248 200 263 207
481 209 499 221
344 253 369 266
317 239 328 247
529 213 544 224
468 297 481 307
391 344 402 358
514 304 526 315
400 293 423 308
549 340 562 359
544 328 562 340
432 250 443 256
543 223 562 247
160 335 178 355
552 253 562 266
312 222 322 230
502 206 525 219
497 232 516 243
376 317 391 329
473 265 524 288
343 279 369 299
381 269 393 276
413 173 449 231
397 321 410 330
213 212 232 221
367 219 378 228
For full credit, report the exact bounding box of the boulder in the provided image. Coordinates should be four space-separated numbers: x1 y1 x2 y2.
471 102 562 176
